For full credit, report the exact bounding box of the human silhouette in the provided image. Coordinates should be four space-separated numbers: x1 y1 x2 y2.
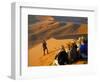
42 40 49 55
55 45 69 65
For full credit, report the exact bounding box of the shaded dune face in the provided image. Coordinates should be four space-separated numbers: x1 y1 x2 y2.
28 16 88 48
53 23 87 39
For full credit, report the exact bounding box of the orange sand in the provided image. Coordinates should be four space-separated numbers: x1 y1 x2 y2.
28 38 87 66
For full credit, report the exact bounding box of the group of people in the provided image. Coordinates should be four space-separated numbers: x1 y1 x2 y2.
42 36 88 65
54 36 88 65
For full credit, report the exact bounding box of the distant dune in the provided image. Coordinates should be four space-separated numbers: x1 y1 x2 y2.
28 20 61 48
28 20 87 48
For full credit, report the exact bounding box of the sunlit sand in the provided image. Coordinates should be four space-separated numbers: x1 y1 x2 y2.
28 38 87 66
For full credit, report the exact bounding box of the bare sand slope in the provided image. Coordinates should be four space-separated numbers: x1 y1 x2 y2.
28 38 72 66
28 38 87 66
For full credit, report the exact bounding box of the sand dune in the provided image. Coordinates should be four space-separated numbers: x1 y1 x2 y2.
28 20 56 34
28 22 74 47
28 38 73 66
28 38 87 66
75 24 87 34
28 21 87 48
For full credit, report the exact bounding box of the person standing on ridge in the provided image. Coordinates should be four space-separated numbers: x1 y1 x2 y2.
42 40 49 55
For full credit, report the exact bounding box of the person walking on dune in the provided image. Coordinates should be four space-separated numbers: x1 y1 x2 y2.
42 40 49 55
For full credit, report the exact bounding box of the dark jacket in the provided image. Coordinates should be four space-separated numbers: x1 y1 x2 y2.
57 51 69 65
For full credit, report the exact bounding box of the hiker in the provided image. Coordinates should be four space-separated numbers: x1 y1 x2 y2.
42 40 49 55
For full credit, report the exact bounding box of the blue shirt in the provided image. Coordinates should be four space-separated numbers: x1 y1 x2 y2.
80 44 87 55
